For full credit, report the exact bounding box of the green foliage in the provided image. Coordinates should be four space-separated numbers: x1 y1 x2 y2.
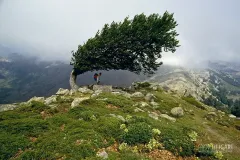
0 118 48 136
98 93 133 108
95 116 122 138
0 131 29 160
182 96 205 110
121 122 152 145
197 144 215 157
18 101 50 113
71 12 179 75
69 107 100 121
161 129 195 157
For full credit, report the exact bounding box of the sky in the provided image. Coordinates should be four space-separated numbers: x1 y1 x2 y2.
0 0 239 66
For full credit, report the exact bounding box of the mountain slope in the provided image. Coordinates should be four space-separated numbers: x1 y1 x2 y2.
0 84 239 159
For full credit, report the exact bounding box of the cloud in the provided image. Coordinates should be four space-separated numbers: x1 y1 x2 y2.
0 0 239 64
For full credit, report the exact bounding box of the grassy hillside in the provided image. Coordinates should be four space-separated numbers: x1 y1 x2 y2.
0 83 239 160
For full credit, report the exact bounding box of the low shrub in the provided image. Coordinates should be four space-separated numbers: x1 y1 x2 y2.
182 96 205 110
161 129 195 157
121 122 152 145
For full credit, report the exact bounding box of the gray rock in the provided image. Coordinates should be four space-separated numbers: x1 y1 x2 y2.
93 85 112 93
71 97 90 108
112 91 131 98
150 101 159 109
208 112 217 116
28 96 45 103
56 88 69 95
229 114 236 118
78 87 94 94
131 92 144 98
0 104 18 112
139 102 149 108
134 107 144 112
145 93 156 102
170 107 184 117
97 150 108 159
160 114 176 122
149 112 159 120
44 95 57 105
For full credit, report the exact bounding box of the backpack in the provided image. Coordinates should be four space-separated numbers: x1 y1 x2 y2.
93 73 98 81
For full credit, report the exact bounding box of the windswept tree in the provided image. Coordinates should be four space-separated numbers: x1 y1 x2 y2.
70 11 180 90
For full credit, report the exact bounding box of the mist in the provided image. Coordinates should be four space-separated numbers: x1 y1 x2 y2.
0 0 239 67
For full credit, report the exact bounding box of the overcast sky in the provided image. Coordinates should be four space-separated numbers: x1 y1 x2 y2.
0 0 239 66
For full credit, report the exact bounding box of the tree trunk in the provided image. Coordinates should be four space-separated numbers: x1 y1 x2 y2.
69 70 79 91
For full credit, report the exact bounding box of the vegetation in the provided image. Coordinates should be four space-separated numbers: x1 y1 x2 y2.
0 84 239 159
69 12 180 89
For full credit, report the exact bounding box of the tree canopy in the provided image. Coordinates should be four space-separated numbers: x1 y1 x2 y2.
70 11 180 76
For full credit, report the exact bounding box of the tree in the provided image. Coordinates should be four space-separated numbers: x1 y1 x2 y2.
70 11 180 90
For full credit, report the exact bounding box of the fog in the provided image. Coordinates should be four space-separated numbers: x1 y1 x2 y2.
0 0 239 67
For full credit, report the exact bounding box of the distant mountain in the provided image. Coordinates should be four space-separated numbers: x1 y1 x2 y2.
146 62 240 116
0 53 145 104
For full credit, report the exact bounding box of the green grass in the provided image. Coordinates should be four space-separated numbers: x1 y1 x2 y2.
0 88 239 159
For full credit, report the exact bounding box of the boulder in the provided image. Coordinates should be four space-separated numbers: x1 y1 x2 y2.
44 95 57 105
208 112 217 116
71 97 90 108
149 112 159 120
139 102 149 108
109 114 126 122
160 114 176 122
112 91 131 98
131 92 144 98
170 107 184 117
150 101 159 109
97 150 108 159
78 87 94 94
134 107 144 112
56 88 69 95
28 96 45 103
93 85 112 93
145 93 156 102
0 104 18 112
229 114 236 119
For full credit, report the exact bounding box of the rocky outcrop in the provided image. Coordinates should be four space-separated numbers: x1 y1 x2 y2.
145 93 156 102
0 104 18 112
44 95 57 105
56 88 69 95
78 87 94 94
93 85 112 93
170 107 184 117
71 97 90 108
131 92 144 98
159 114 176 122
28 96 45 103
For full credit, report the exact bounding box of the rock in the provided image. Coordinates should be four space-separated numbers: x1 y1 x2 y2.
149 112 159 120
170 107 184 117
208 112 217 116
44 95 57 105
112 91 131 98
28 96 45 103
131 92 144 98
0 104 18 112
78 87 94 94
229 114 236 119
69 89 77 95
150 101 159 109
97 150 108 159
160 114 176 122
139 102 149 108
91 90 103 98
145 93 156 102
71 97 90 108
109 114 126 122
56 88 69 95
134 107 144 112
93 85 112 93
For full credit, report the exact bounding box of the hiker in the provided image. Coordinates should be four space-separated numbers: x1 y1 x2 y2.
93 72 102 84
